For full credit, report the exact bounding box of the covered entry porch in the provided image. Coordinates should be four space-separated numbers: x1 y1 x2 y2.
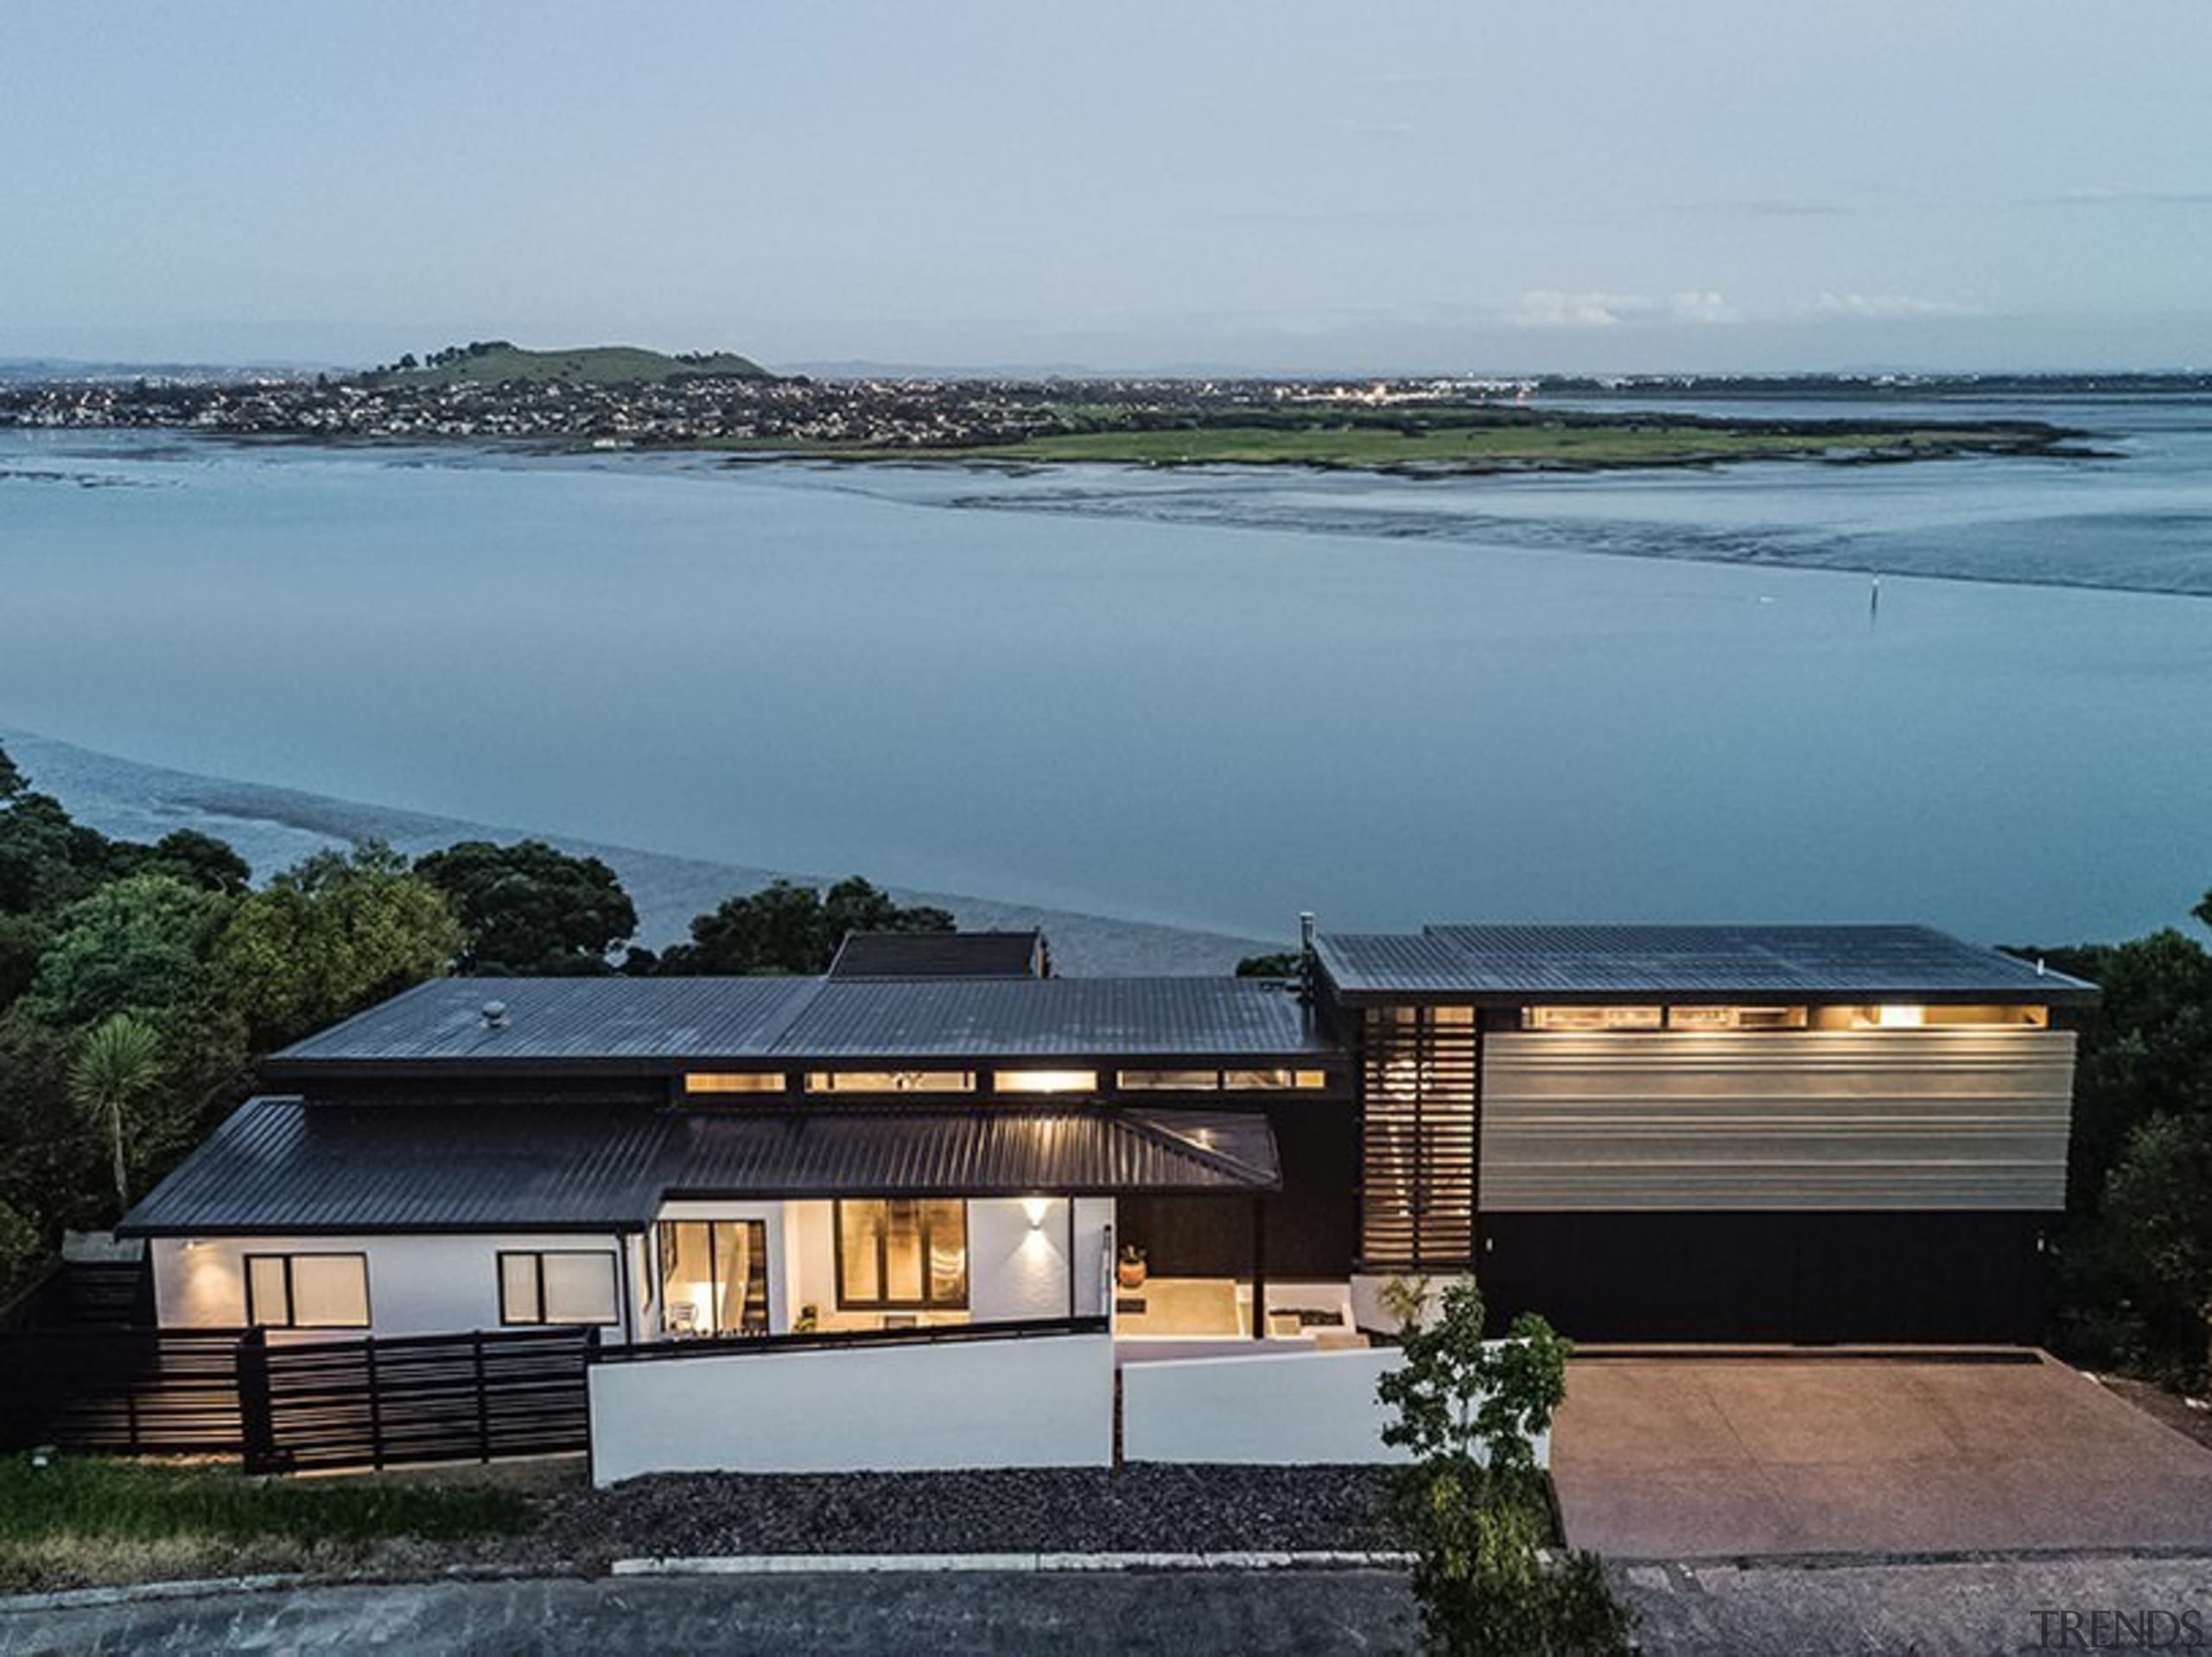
645 1103 1287 1342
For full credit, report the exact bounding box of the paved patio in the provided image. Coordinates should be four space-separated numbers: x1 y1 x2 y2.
1551 1351 2212 1559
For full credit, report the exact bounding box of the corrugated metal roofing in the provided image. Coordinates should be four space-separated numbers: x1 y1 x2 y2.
827 931 1044 979
272 975 1324 1067
773 978 1323 1058
1316 924 2097 1002
121 1098 1279 1235
277 977 816 1064
671 1108 1278 1197
119 1097 675 1235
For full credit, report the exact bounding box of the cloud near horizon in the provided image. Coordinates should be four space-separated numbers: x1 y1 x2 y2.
1503 291 1738 330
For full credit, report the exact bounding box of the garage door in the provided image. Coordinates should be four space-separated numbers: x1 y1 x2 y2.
1478 1211 2047 1343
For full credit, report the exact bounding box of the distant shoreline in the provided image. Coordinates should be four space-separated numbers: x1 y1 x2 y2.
0 726 1272 977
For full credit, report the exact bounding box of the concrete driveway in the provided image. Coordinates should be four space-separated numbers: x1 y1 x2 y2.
1551 1351 2212 1559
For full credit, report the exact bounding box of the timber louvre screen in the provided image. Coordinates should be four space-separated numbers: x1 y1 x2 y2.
1360 1006 1478 1267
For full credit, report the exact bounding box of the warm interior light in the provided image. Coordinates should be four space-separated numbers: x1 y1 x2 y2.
1021 1196 1051 1229
996 1070 1097 1094
1875 1004 1926 1028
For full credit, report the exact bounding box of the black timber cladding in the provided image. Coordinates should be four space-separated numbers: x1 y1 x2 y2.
1314 924 2097 1005
118 1097 1280 1235
270 974 1327 1073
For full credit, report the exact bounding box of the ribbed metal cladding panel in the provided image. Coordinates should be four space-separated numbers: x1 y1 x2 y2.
1359 1008 1478 1268
1478 1029 2075 1211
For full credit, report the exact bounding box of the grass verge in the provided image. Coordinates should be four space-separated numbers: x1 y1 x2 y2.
0 1456 535 1593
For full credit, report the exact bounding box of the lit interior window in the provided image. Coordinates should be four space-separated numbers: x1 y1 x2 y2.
805 1070 975 1093
1523 1006 1664 1032
683 1072 785 1095
1224 1069 1294 1089
995 1070 1098 1094
1873 1005 1926 1028
1117 1070 1221 1091
1667 1006 1808 1032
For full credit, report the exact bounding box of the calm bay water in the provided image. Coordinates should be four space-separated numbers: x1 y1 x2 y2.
1 403 2207 947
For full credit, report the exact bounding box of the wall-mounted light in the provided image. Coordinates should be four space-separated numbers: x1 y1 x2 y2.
1022 1196 1051 1230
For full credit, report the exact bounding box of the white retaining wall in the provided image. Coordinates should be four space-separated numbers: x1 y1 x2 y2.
1121 1346 1550 1469
589 1330 1114 1485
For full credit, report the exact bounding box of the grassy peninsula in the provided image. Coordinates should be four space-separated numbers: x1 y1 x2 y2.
733 405 2085 475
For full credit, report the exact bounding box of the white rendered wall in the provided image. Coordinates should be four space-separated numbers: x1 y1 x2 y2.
969 1198 1074 1322
149 1232 636 1340
1121 1345 1550 1470
785 1201 836 1327
588 1330 1115 1483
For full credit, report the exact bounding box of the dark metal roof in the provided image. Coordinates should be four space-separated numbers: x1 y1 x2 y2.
775 978 1324 1059
1315 924 2098 1004
118 1097 675 1235
670 1108 1278 1197
827 930 1046 979
121 1098 1279 1235
272 974 1325 1069
276 977 816 1065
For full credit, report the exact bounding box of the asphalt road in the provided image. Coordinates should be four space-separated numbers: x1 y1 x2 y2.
0 1571 1415 1656
9 1555 2212 1654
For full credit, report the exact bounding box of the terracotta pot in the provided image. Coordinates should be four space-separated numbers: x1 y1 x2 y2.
1117 1260 1147 1291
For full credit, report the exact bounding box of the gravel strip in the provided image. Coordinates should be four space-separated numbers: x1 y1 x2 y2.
529 1466 1397 1571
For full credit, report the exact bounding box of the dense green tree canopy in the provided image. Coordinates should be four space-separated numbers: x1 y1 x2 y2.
2026 903 2212 1384
0 787 118 916
130 829 253 896
215 842 463 1051
414 839 637 974
654 877 953 975
27 874 234 1034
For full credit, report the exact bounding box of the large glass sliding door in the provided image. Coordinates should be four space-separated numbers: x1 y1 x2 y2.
836 1199 968 1311
658 1219 770 1336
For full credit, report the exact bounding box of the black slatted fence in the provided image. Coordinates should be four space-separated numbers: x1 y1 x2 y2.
239 1325 595 1475
0 1328 248 1456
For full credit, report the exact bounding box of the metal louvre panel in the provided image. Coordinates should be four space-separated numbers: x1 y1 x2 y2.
1478 1030 2075 1211
1359 1008 1478 1268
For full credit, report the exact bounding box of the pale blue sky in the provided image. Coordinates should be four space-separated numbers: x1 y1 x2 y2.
3 2 2209 372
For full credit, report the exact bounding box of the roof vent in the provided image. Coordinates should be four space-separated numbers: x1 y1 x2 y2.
480 1000 509 1030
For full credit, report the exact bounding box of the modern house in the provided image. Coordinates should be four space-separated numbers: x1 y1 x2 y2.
123 923 2094 1348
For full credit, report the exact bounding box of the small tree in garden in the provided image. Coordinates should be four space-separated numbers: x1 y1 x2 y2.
1377 1275 1632 1656
68 1013 165 1215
